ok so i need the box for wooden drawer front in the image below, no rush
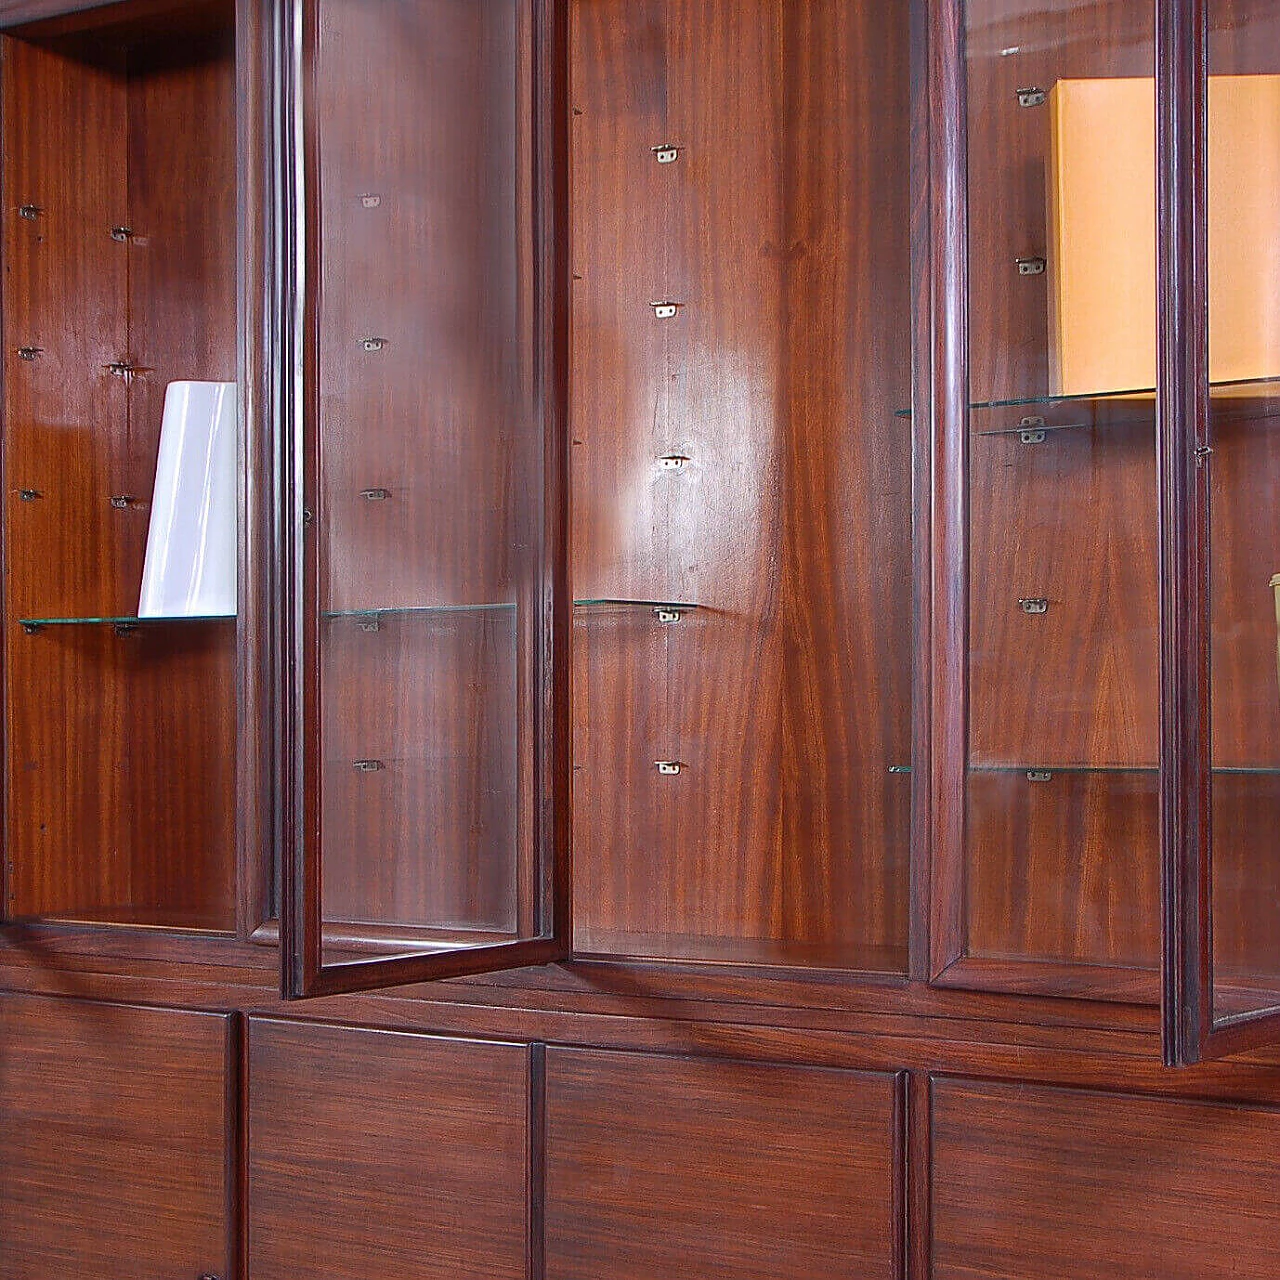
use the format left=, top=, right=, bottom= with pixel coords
left=546, top=1047, right=901, bottom=1280
left=0, top=993, right=231, bottom=1280
left=247, top=1018, right=529, bottom=1280
left=932, top=1078, right=1280, bottom=1279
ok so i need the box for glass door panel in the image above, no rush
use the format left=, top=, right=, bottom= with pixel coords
left=1205, top=0, right=1280, bottom=1038
left=282, top=0, right=567, bottom=996
left=938, top=0, right=1160, bottom=996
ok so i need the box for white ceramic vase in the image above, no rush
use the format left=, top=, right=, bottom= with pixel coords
left=138, top=380, right=238, bottom=619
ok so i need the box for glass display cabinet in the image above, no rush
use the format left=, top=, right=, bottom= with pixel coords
left=0, top=0, right=1276, bottom=1071
left=924, top=0, right=1280, bottom=1062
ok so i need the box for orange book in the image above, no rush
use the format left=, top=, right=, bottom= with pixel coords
left=1048, top=75, right=1280, bottom=396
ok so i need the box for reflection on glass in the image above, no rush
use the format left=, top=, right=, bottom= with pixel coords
left=964, top=1, right=1159, bottom=979
left=1208, top=1, right=1280, bottom=1020
left=311, top=0, right=534, bottom=958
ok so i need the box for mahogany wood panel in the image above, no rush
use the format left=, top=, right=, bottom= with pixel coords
left=2, top=12, right=237, bottom=929
left=951, top=1, right=1157, bottom=997
left=8, top=625, right=236, bottom=928
left=545, top=1046, right=900, bottom=1280
left=1212, top=769, right=1280, bottom=990
left=126, top=17, right=237, bottom=586
left=966, top=0, right=1154, bottom=407
left=310, top=0, right=535, bottom=938
left=967, top=767, right=1160, bottom=969
left=931, top=1077, right=1280, bottom=1279
left=1201, top=0, right=1280, bottom=1031
left=570, top=0, right=912, bottom=969
left=1208, top=411, right=1280, bottom=767
left=0, top=992, right=231, bottom=1279
left=247, top=1017, right=529, bottom=1280
left=969, top=419, right=1159, bottom=769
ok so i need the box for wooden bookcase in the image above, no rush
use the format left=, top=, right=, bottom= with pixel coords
left=4, top=0, right=1280, bottom=1273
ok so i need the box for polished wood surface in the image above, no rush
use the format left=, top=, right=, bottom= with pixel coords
left=1, top=7, right=237, bottom=929
left=570, top=0, right=913, bottom=970
left=545, top=1047, right=901, bottom=1280
left=966, top=0, right=1154, bottom=408
left=969, top=420, right=1159, bottom=770
left=967, top=768, right=1160, bottom=970
left=0, top=992, right=231, bottom=1279
left=932, top=1076, right=1280, bottom=1279
left=248, top=1017, right=529, bottom=1280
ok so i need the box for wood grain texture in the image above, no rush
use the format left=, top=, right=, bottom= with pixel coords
left=0, top=992, right=231, bottom=1279
left=967, top=768, right=1160, bottom=970
left=2, top=10, right=237, bottom=929
left=948, top=0, right=1280, bottom=1002
left=545, top=1046, right=900, bottom=1280
left=966, top=0, right=1154, bottom=408
left=948, top=0, right=1159, bottom=995
left=570, top=0, right=913, bottom=969
left=247, top=1017, right=529, bottom=1280
left=931, top=1077, right=1280, bottom=1279
left=969, top=419, right=1159, bottom=769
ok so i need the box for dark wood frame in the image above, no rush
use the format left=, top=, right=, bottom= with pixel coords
left=272, top=0, right=572, bottom=999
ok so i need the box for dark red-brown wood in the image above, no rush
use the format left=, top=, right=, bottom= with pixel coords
left=0, top=992, right=232, bottom=1278
left=545, top=1046, right=901, bottom=1280
left=932, top=1076, right=1280, bottom=1278
left=247, top=1017, right=530, bottom=1280
left=569, top=0, right=913, bottom=973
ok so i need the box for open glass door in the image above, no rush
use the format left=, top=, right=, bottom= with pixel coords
left=275, top=0, right=569, bottom=998
left=1162, top=0, right=1280, bottom=1062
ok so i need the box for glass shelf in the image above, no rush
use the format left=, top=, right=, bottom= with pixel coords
left=323, top=598, right=701, bottom=620
left=323, top=603, right=515, bottom=619
left=19, top=614, right=233, bottom=634
left=894, top=374, right=1280, bottom=418
left=574, top=597, right=700, bottom=613
left=22, top=600, right=704, bottom=633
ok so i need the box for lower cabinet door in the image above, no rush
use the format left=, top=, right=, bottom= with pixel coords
left=247, top=1018, right=530, bottom=1280
left=545, top=1047, right=902, bottom=1280
left=0, top=992, right=232, bottom=1280
left=931, top=1078, right=1280, bottom=1280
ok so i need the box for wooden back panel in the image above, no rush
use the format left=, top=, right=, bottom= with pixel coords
left=960, top=0, right=1280, bottom=983
left=570, top=0, right=913, bottom=969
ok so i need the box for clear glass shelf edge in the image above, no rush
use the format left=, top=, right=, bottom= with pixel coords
left=893, top=374, right=1280, bottom=418
left=19, top=614, right=234, bottom=632
left=323, top=598, right=702, bottom=619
